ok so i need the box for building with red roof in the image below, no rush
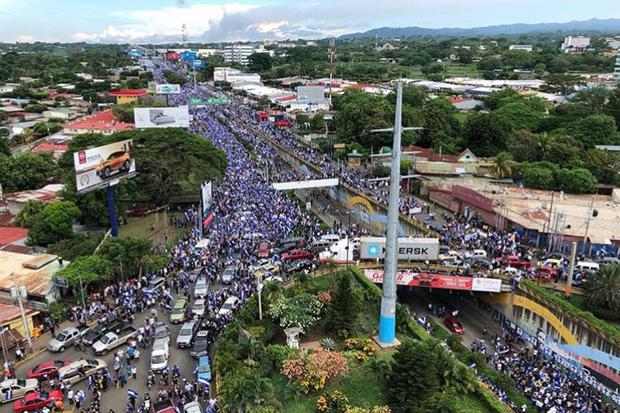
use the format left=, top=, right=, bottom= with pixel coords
left=31, top=142, right=69, bottom=159
left=109, top=89, right=149, bottom=104
left=0, top=227, right=28, bottom=245
left=64, top=109, right=134, bottom=135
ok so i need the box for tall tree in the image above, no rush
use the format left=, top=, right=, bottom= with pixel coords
left=327, top=272, right=359, bottom=335
left=27, top=200, right=81, bottom=246
left=491, top=152, right=513, bottom=178
left=462, top=112, right=511, bottom=157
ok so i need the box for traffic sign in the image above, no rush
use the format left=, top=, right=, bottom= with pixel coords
left=189, top=98, right=204, bottom=106
left=52, top=275, right=69, bottom=288
left=207, top=98, right=230, bottom=104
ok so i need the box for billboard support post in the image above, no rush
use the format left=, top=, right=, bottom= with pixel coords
left=107, top=185, right=118, bottom=237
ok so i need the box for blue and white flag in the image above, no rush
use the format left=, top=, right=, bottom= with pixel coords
left=128, top=389, right=139, bottom=399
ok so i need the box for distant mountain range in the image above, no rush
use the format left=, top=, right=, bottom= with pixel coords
left=340, top=18, right=620, bottom=39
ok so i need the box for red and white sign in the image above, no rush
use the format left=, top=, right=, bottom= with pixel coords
left=364, top=269, right=503, bottom=293
left=365, top=269, right=473, bottom=291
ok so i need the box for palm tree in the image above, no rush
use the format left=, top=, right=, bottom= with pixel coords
left=583, top=263, right=620, bottom=317
left=536, top=132, right=553, bottom=160
left=491, top=152, right=512, bottom=179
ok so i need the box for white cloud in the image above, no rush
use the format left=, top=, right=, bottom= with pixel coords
left=16, top=34, right=34, bottom=43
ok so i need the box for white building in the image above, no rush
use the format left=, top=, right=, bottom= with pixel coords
left=509, top=45, right=533, bottom=52
left=560, top=36, right=591, bottom=54
left=197, top=49, right=219, bottom=57
left=221, top=44, right=256, bottom=65
left=615, top=54, right=620, bottom=83
left=213, top=67, right=261, bottom=84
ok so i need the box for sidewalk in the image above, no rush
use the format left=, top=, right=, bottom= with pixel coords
left=4, top=319, right=76, bottom=368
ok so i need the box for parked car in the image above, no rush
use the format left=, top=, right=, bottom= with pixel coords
left=281, top=249, right=314, bottom=262
left=190, top=330, right=209, bottom=358
left=153, top=322, right=171, bottom=346
left=195, top=356, right=212, bottom=384
left=0, top=379, right=38, bottom=403
left=194, top=278, right=208, bottom=299
left=535, top=266, right=558, bottom=282
left=13, top=390, right=63, bottom=413
left=92, top=327, right=138, bottom=355
left=497, top=255, right=531, bottom=270
left=27, top=360, right=72, bottom=380
left=218, top=296, right=240, bottom=316
left=150, top=398, right=176, bottom=413
left=150, top=341, right=169, bottom=373
left=465, top=249, right=487, bottom=259
left=183, top=401, right=203, bottom=413
left=81, top=318, right=125, bottom=347
left=57, top=358, right=107, bottom=385
left=47, top=326, right=90, bottom=352
left=221, top=267, right=236, bottom=284
left=444, top=316, right=465, bottom=335
left=284, top=259, right=313, bottom=273
left=169, top=297, right=188, bottom=324
left=144, top=277, right=166, bottom=294
left=95, top=150, right=131, bottom=179
left=176, top=321, right=198, bottom=348
left=256, top=243, right=272, bottom=258
left=190, top=299, right=207, bottom=318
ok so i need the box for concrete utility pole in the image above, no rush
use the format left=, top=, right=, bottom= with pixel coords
left=582, top=198, right=595, bottom=255
left=565, top=241, right=577, bottom=297
left=371, top=82, right=423, bottom=345
left=10, top=272, right=34, bottom=353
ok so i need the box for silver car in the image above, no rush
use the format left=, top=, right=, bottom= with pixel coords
left=194, top=278, right=208, bottom=298
left=0, top=379, right=38, bottom=403
left=176, top=321, right=197, bottom=348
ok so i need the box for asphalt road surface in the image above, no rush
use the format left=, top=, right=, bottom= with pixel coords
left=401, top=287, right=502, bottom=349
left=0, top=300, right=205, bottom=413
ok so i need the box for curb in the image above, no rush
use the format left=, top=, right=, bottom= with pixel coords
left=14, top=348, right=46, bottom=367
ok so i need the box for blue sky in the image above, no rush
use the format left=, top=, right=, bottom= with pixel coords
left=1, top=0, right=620, bottom=43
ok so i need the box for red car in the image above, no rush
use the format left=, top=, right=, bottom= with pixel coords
left=281, top=249, right=314, bottom=262
left=256, top=243, right=272, bottom=258
left=497, top=255, right=531, bottom=270
left=444, top=316, right=465, bottom=335
left=14, top=390, right=63, bottom=413
left=535, top=266, right=558, bottom=283
left=275, top=119, right=292, bottom=127
left=27, top=360, right=72, bottom=380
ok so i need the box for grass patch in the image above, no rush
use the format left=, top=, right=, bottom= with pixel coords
left=522, top=280, right=620, bottom=342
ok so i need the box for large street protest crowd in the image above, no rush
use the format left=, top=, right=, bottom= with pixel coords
left=5, top=63, right=614, bottom=413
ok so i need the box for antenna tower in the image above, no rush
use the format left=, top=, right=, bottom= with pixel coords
left=328, top=39, right=336, bottom=104
left=177, top=0, right=188, bottom=47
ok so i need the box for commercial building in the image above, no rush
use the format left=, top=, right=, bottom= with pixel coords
left=615, top=53, right=620, bottom=83
left=64, top=109, right=134, bottom=135
left=509, top=45, right=534, bottom=52
left=560, top=36, right=591, bottom=54
left=43, top=107, right=81, bottom=120
left=213, top=67, right=261, bottom=84
left=109, top=89, right=149, bottom=104
left=221, top=44, right=256, bottom=65
left=0, top=250, right=64, bottom=303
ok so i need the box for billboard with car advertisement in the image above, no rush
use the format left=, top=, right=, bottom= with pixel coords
left=133, top=107, right=190, bottom=129
left=155, top=84, right=181, bottom=94
left=73, top=139, right=136, bottom=194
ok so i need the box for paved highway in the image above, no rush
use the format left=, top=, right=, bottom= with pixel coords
left=0, top=288, right=211, bottom=413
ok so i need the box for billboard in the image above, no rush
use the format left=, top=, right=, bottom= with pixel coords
left=192, top=59, right=205, bottom=69
left=201, top=181, right=212, bottom=216
left=359, top=237, right=439, bottom=261
left=73, top=139, right=136, bottom=194
left=134, top=107, right=190, bottom=129
left=365, top=269, right=472, bottom=290
left=364, top=269, right=503, bottom=293
left=155, top=84, right=181, bottom=94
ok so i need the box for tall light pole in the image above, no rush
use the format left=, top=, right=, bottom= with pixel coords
left=372, top=82, right=422, bottom=345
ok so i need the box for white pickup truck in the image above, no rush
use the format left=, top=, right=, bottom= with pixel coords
left=92, top=326, right=138, bottom=355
